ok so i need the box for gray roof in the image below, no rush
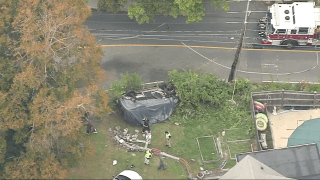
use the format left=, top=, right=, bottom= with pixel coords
left=236, top=143, right=320, bottom=179
left=220, top=155, right=294, bottom=179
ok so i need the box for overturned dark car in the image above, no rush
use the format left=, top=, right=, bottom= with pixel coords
left=119, top=83, right=179, bottom=126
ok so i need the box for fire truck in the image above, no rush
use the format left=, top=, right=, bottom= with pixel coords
left=258, top=2, right=320, bottom=48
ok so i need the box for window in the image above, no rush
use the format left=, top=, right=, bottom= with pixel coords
left=298, top=27, right=309, bottom=34
left=277, top=29, right=286, bottom=34
left=292, top=6, right=295, bottom=24
left=290, top=29, right=297, bottom=34
left=268, top=24, right=275, bottom=34
left=292, top=6, right=295, bottom=15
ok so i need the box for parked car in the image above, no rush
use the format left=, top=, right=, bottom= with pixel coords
left=113, top=170, right=143, bottom=180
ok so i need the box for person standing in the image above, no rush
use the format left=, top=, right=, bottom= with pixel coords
left=142, top=117, right=151, bottom=134
left=158, top=155, right=166, bottom=170
left=164, top=131, right=171, bottom=147
left=144, top=150, right=152, bottom=165
left=146, top=132, right=152, bottom=145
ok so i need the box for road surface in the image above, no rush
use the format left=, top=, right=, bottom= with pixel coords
left=84, top=1, right=320, bottom=87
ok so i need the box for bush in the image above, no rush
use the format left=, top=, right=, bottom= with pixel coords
left=167, top=70, right=232, bottom=121
left=108, top=72, right=142, bottom=108
left=97, top=0, right=128, bottom=13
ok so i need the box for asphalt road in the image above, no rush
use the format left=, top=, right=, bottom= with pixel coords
left=85, top=1, right=268, bottom=47
left=100, top=46, right=319, bottom=88
left=85, top=1, right=320, bottom=87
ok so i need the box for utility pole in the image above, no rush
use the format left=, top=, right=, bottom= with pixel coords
left=228, top=30, right=244, bottom=82
left=228, top=0, right=250, bottom=82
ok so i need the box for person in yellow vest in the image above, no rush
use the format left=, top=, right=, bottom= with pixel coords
left=144, top=150, right=152, bottom=165
left=164, top=131, right=171, bottom=147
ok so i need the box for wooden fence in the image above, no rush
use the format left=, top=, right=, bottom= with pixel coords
left=250, top=90, right=320, bottom=150
left=250, top=92, right=262, bottom=150
left=252, top=90, right=320, bottom=110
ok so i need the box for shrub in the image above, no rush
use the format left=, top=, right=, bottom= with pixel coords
left=108, top=72, right=142, bottom=108
left=97, top=0, right=128, bottom=13
left=167, top=70, right=232, bottom=120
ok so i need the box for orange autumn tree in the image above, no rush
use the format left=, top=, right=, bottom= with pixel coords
left=0, top=0, right=111, bottom=178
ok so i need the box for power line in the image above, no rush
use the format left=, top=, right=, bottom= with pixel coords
left=181, top=42, right=320, bottom=76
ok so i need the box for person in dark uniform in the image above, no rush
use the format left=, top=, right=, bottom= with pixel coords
left=158, top=155, right=166, bottom=170
left=142, top=117, right=151, bottom=134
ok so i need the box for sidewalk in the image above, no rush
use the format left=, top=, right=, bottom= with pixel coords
left=87, top=0, right=98, bottom=9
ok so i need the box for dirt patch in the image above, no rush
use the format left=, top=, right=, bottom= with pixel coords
left=268, top=109, right=320, bottom=148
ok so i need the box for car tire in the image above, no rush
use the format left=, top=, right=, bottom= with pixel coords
left=281, top=40, right=298, bottom=49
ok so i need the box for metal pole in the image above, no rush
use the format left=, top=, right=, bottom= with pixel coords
left=281, top=89, right=284, bottom=109
left=228, top=30, right=245, bottom=82
left=228, top=0, right=251, bottom=82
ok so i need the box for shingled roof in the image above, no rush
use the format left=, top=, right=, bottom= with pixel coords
left=235, top=143, right=320, bottom=179
left=220, top=155, right=294, bottom=179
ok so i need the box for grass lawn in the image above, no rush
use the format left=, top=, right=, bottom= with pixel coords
left=197, top=137, right=220, bottom=162
left=68, top=112, right=187, bottom=179
left=225, top=128, right=250, bottom=142
left=227, top=141, right=253, bottom=159
left=68, top=103, right=255, bottom=178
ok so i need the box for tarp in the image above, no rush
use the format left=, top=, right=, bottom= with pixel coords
left=287, top=118, right=320, bottom=151
left=119, top=97, right=177, bottom=126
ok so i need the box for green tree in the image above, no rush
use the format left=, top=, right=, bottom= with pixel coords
left=128, top=0, right=178, bottom=24
left=108, top=72, right=143, bottom=108
left=168, top=69, right=232, bottom=119
left=174, top=0, right=205, bottom=23
left=99, top=0, right=230, bottom=24
left=98, top=0, right=128, bottom=13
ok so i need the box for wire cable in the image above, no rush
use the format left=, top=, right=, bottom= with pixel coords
left=181, top=41, right=319, bottom=76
